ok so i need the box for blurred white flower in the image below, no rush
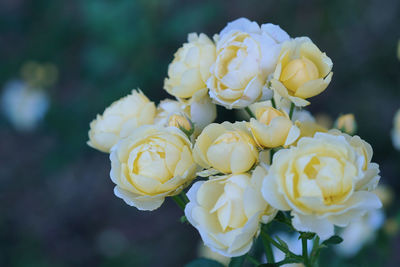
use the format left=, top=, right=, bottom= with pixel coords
left=335, top=184, right=391, bottom=257
left=335, top=209, right=384, bottom=257
left=1, top=80, right=49, bottom=132
left=391, top=109, right=400, bottom=150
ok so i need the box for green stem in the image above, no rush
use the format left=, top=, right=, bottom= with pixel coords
left=171, top=195, right=185, bottom=210
left=269, top=149, right=275, bottom=165
left=260, top=227, right=302, bottom=261
left=310, top=236, right=320, bottom=266
left=271, top=98, right=277, bottom=108
left=180, top=191, right=189, bottom=204
left=302, top=237, right=310, bottom=267
left=245, top=107, right=255, bottom=118
left=289, top=103, right=295, bottom=120
left=261, top=233, right=275, bottom=264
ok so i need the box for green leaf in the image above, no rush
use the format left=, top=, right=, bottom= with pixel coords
left=185, top=258, right=225, bottom=267
left=322, top=235, right=343, bottom=245
left=299, top=232, right=316, bottom=240
left=229, top=255, right=246, bottom=267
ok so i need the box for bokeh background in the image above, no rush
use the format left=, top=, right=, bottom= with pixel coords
left=1, top=0, right=399, bottom=266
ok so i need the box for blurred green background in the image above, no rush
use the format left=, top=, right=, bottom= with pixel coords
left=0, top=0, right=399, bottom=266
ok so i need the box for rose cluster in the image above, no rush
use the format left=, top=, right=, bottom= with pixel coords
left=88, top=18, right=381, bottom=259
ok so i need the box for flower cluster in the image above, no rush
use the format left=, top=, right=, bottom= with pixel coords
left=88, top=18, right=382, bottom=262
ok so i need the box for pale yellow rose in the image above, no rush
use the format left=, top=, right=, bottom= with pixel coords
left=185, top=167, right=277, bottom=257
left=110, top=125, right=197, bottom=211
left=154, top=89, right=217, bottom=136
left=193, top=121, right=258, bottom=174
left=208, top=18, right=290, bottom=109
left=88, top=90, right=156, bottom=153
left=271, top=37, right=333, bottom=107
left=391, top=109, right=400, bottom=150
left=154, top=99, right=189, bottom=126
left=248, top=103, right=300, bottom=148
left=164, top=33, right=216, bottom=99
left=335, top=113, right=357, bottom=135
left=168, top=114, right=192, bottom=132
left=262, top=131, right=381, bottom=239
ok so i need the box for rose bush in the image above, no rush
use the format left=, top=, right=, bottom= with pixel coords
left=248, top=101, right=299, bottom=148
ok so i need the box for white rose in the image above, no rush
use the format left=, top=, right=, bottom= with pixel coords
left=185, top=167, right=277, bottom=257
left=164, top=33, right=216, bottom=99
left=207, top=18, right=290, bottom=109
left=110, top=125, right=197, bottom=211
left=1, top=80, right=49, bottom=132
left=88, top=90, right=156, bottom=153
left=193, top=121, right=258, bottom=174
left=262, top=131, right=381, bottom=240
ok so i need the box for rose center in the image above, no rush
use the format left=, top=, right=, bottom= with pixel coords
left=281, top=57, right=319, bottom=93
left=256, top=107, right=284, bottom=125
left=133, top=142, right=172, bottom=183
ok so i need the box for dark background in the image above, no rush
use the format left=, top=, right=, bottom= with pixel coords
left=0, top=0, right=399, bottom=266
